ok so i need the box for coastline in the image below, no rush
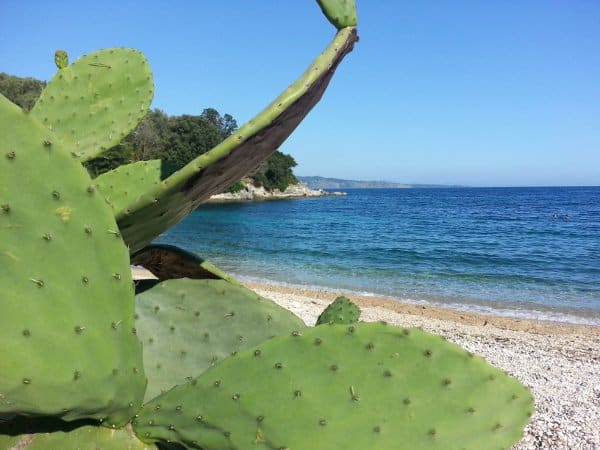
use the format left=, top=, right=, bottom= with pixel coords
left=207, top=180, right=346, bottom=202
left=243, top=281, right=598, bottom=335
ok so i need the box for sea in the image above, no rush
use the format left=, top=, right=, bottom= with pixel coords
left=156, top=186, right=600, bottom=326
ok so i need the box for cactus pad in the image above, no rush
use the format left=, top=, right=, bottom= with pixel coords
left=131, top=243, right=241, bottom=284
left=54, top=50, right=68, bottom=69
left=135, top=278, right=305, bottom=402
left=133, top=322, right=533, bottom=449
left=30, top=48, right=153, bottom=162
left=95, top=27, right=358, bottom=253
left=317, top=0, right=358, bottom=29
left=0, top=95, right=145, bottom=426
left=2, top=427, right=153, bottom=450
left=316, top=295, right=361, bottom=325
left=92, top=159, right=163, bottom=215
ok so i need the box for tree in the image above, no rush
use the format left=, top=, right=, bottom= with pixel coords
left=201, top=108, right=238, bottom=138
left=0, top=72, right=45, bottom=111
left=251, top=151, right=299, bottom=191
left=221, top=113, right=238, bottom=137
left=83, top=143, right=135, bottom=178
left=162, top=114, right=224, bottom=172
left=127, top=109, right=169, bottom=161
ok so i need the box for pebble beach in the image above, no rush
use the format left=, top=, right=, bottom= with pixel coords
left=244, top=282, right=600, bottom=450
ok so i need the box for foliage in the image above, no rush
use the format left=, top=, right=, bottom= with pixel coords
left=127, top=109, right=169, bottom=161
left=0, top=72, right=45, bottom=111
left=84, top=142, right=135, bottom=178
left=225, top=179, right=246, bottom=193
left=161, top=114, right=224, bottom=174
left=201, top=107, right=238, bottom=138
left=251, top=150, right=299, bottom=191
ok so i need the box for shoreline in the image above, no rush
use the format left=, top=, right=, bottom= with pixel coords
left=207, top=180, right=346, bottom=202
left=133, top=266, right=598, bottom=332
left=243, top=281, right=599, bottom=336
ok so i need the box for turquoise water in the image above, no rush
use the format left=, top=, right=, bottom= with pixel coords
left=157, top=187, right=600, bottom=325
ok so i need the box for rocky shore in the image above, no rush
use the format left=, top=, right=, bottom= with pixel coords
left=208, top=180, right=346, bottom=202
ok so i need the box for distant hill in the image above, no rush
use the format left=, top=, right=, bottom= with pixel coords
left=299, top=176, right=461, bottom=189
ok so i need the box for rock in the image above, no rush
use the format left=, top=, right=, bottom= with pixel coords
left=208, top=179, right=346, bottom=202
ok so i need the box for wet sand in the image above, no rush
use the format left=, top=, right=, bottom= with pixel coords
left=243, top=282, right=598, bottom=336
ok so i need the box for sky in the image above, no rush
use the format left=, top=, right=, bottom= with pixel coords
left=1, top=1, right=599, bottom=187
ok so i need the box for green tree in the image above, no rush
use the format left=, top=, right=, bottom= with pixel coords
left=83, top=143, right=135, bottom=178
left=225, top=180, right=246, bottom=193
left=201, top=108, right=238, bottom=138
left=162, top=114, right=224, bottom=172
left=0, top=72, right=45, bottom=111
left=127, top=109, right=169, bottom=161
left=251, top=151, right=299, bottom=191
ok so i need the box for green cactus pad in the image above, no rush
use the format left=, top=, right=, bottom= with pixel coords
left=54, top=50, right=68, bottom=69
left=0, top=433, right=20, bottom=449
left=316, top=295, right=361, bottom=325
left=317, top=0, right=358, bottom=29
left=92, top=159, right=163, bottom=213
left=0, top=94, right=146, bottom=426
left=135, top=278, right=305, bottom=402
left=131, top=243, right=241, bottom=284
left=0, top=423, right=154, bottom=450
left=95, top=27, right=358, bottom=253
left=30, top=48, right=153, bottom=162
left=133, top=322, right=533, bottom=450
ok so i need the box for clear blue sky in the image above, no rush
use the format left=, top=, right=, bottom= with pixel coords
left=1, top=1, right=599, bottom=186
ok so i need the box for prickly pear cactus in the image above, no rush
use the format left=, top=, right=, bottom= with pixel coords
left=133, top=322, right=534, bottom=449
left=95, top=26, right=358, bottom=253
left=54, top=50, right=68, bottom=69
left=135, top=278, right=305, bottom=402
left=316, top=295, right=361, bottom=325
left=317, top=0, right=358, bottom=29
left=30, top=48, right=153, bottom=162
left=0, top=420, right=154, bottom=450
left=90, top=158, right=162, bottom=215
left=0, top=94, right=146, bottom=426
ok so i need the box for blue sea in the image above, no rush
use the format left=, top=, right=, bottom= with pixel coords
left=157, top=187, right=600, bottom=326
